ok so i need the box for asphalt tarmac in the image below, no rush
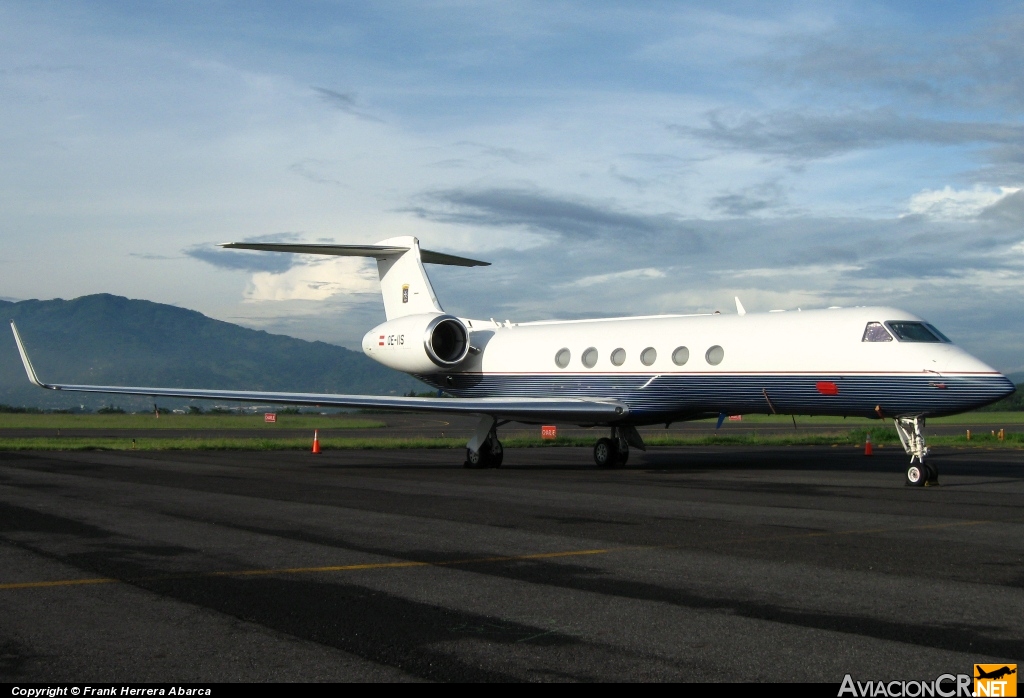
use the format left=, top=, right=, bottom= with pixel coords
left=0, top=445, right=1021, bottom=682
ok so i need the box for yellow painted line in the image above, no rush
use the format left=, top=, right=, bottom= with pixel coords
left=0, top=547, right=615, bottom=592
left=1, top=517, right=1008, bottom=592
left=213, top=560, right=430, bottom=577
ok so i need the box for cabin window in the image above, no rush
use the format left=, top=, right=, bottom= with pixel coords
left=611, top=348, right=626, bottom=366
left=885, top=321, right=943, bottom=342
left=641, top=347, right=657, bottom=366
left=862, top=322, right=893, bottom=342
left=555, top=348, right=571, bottom=368
left=706, top=345, right=724, bottom=365
left=582, top=347, right=598, bottom=368
left=672, top=346, right=689, bottom=366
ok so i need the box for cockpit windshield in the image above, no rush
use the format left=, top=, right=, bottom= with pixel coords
left=862, top=322, right=893, bottom=342
left=885, top=321, right=946, bottom=343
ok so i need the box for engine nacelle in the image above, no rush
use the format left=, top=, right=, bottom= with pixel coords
left=362, top=313, right=470, bottom=373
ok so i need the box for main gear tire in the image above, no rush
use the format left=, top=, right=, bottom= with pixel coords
left=594, top=438, right=614, bottom=468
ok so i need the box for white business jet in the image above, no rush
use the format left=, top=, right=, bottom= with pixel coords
left=10, top=236, right=1015, bottom=485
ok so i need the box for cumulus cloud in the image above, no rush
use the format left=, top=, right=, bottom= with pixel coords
left=245, top=257, right=379, bottom=302
left=903, top=186, right=1022, bottom=220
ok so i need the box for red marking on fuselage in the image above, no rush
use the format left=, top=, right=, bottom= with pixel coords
left=816, top=381, right=839, bottom=395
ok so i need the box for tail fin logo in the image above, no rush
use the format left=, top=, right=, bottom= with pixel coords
left=975, top=665, right=1017, bottom=696
left=402, top=284, right=409, bottom=304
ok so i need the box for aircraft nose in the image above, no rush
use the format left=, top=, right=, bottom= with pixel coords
left=997, top=375, right=1017, bottom=400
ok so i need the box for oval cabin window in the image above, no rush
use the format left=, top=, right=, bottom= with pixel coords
left=705, top=345, right=724, bottom=365
left=641, top=347, right=657, bottom=366
left=582, top=347, right=598, bottom=368
left=610, top=348, right=626, bottom=366
left=672, top=346, right=689, bottom=366
left=555, top=348, right=571, bottom=368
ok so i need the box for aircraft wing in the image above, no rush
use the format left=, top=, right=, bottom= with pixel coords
left=10, top=323, right=625, bottom=423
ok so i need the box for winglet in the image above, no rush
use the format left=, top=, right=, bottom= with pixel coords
left=735, top=297, right=746, bottom=316
left=9, top=322, right=48, bottom=389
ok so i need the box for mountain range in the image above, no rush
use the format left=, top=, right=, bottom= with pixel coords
left=0, top=294, right=426, bottom=411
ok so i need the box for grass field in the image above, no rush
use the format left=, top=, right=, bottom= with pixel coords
left=0, top=411, right=1019, bottom=451
left=0, top=413, right=385, bottom=429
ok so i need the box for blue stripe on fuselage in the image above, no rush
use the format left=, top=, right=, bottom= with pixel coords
left=414, top=373, right=1014, bottom=422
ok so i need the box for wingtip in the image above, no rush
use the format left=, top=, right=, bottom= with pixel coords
left=735, top=296, right=747, bottom=316
left=9, top=322, right=46, bottom=389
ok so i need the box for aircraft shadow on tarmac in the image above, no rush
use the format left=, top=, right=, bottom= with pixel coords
left=309, top=447, right=1024, bottom=482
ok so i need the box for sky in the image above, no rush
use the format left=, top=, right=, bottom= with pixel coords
left=2, top=1, right=1023, bottom=373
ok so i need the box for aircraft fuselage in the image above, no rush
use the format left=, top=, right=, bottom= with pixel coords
left=364, top=306, right=1011, bottom=424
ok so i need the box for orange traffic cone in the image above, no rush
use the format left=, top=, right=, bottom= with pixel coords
left=864, top=433, right=873, bottom=456
left=311, top=429, right=321, bottom=455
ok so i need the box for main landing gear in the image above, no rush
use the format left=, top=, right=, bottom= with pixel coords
left=593, top=426, right=645, bottom=468
left=895, top=416, right=938, bottom=486
left=464, top=415, right=504, bottom=468
left=464, top=419, right=646, bottom=470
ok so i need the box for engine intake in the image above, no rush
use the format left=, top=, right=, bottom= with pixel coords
left=424, top=315, right=470, bottom=366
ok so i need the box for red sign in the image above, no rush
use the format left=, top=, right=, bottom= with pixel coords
left=541, top=425, right=557, bottom=439
left=816, top=381, right=839, bottom=396
left=264, top=413, right=277, bottom=423
left=728, top=415, right=742, bottom=421
left=379, top=335, right=385, bottom=346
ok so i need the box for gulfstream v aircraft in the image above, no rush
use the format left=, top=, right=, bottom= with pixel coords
left=10, top=236, right=1015, bottom=485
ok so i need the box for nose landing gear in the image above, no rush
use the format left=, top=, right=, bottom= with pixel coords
left=895, top=416, right=938, bottom=486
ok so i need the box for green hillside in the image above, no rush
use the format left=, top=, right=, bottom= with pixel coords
left=0, top=294, right=426, bottom=410
left=978, top=382, right=1023, bottom=411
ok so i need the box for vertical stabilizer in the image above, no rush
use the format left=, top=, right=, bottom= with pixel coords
left=374, top=236, right=443, bottom=320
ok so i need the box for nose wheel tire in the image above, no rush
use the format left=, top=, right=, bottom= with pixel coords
left=906, top=462, right=939, bottom=487
left=906, top=464, right=926, bottom=486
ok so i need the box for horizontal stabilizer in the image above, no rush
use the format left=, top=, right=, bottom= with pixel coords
left=219, top=243, right=490, bottom=267
left=9, top=322, right=625, bottom=423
